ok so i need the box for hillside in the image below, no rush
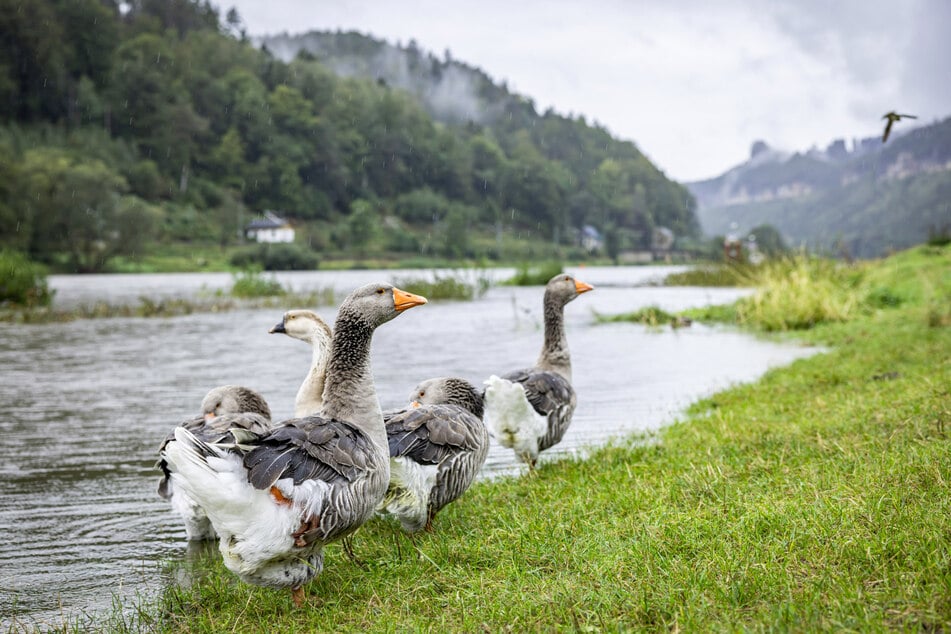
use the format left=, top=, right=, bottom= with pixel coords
left=688, top=118, right=951, bottom=258
left=0, top=3, right=698, bottom=273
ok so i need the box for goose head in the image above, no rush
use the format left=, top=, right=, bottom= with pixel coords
left=544, top=273, right=594, bottom=308
left=200, top=385, right=271, bottom=421
left=410, top=377, right=485, bottom=419
left=269, top=309, right=333, bottom=347
left=338, top=283, right=427, bottom=328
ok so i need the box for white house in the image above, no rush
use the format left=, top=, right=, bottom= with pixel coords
left=246, top=211, right=295, bottom=243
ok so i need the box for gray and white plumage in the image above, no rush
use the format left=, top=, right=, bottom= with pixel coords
left=483, top=273, right=593, bottom=467
left=157, top=385, right=272, bottom=540
left=161, top=283, right=427, bottom=605
left=381, top=377, right=489, bottom=533
left=268, top=309, right=333, bottom=417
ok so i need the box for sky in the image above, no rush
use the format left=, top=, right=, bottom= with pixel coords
left=217, top=0, right=951, bottom=182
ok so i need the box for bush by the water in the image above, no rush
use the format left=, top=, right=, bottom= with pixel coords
left=394, top=271, right=491, bottom=301
left=505, top=261, right=564, bottom=286
left=0, top=250, right=53, bottom=307
left=596, top=305, right=680, bottom=328
left=230, top=244, right=319, bottom=271
left=664, top=264, right=756, bottom=287
left=230, top=270, right=285, bottom=298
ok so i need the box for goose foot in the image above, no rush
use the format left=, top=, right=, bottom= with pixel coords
left=291, top=585, right=304, bottom=607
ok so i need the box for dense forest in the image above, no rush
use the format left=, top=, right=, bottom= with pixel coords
left=0, top=0, right=699, bottom=273
left=689, top=118, right=951, bottom=258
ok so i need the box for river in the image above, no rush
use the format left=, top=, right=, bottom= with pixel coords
left=0, top=266, right=819, bottom=628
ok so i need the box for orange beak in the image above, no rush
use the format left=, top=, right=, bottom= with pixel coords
left=204, top=412, right=216, bottom=422
left=411, top=401, right=421, bottom=408
left=575, top=279, right=594, bottom=294
left=392, top=287, right=428, bottom=312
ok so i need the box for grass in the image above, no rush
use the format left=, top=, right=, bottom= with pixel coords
left=663, top=262, right=758, bottom=287
left=393, top=271, right=492, bottom=301
left=23, top=244, right=949, bottom=631
left=229, top=270, right=286, bottom=298
left=504, top=261, right=564, bottom=286
left=594, top=305, right=692, bottom=329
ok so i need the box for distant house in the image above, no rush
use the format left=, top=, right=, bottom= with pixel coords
left=580, top=225, right=603, bottom=252
left=246, top=211, right=294, bottom=243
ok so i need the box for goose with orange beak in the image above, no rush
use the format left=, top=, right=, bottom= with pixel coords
left=483, top=274, right=593, bottom=470
left=162, top=284, right=426, bottom=606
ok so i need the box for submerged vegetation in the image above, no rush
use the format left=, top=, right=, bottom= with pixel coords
left=229, top=269, right=286, bottom=298
left=504, top=261, right=564, bottom=286
left=0, top=250, right=53, bottom=307
left=393, top=271, right=492, bottom=300
left=49, top=243, right=942, bottom=631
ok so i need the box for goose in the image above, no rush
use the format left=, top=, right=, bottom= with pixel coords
left=483, top=273, right=593, bottom=469
left=381, top=377, right=489, bottom=533
left=268, top=309, right=333, bottom=417
left=161, top=283, right=427, bottom=606
left=157, top=385, right=272, bottom=540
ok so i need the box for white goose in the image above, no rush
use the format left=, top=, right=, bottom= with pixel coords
left=268, top=309, right=333, bottom=417
left=161, top=283, right=427, bottom=606
left=483, top=273, right=593, bottom=468
left=157, top=385, right=272, bottom=540
left=382, top=377, right=489, bottom=533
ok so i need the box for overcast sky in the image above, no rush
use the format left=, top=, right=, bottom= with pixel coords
left=217, top=0, right=951, bottom=182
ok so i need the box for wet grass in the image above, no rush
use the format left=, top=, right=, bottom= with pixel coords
left=17, top=245, right=949, bottom=631
left=504, top=261, right=564, bottom=286
left=392, top=271, right=493, bottom=301
left=594, top=305, right=692, bottom=329
left=0, top=288, right=338, bottom=324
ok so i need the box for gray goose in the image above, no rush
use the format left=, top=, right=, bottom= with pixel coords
left=157, top=385, right=272, bottom=540
left=382, top=377, right=489, bottom=533
left=268, top=309, right=333, bottom=417
left=161, top=283, right=427, bottom=606
left=483, top=273, right=593, bottom=468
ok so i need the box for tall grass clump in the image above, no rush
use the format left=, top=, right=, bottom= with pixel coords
left=0, top=250, right=53, bottom=307
left=734, top=253, right=862, bottom=330
left=505, top=261, right=563, bottom=286
left=394, top=271, right=491, bottom=300
left=230, top=269, right=285, bottom=298
left=664, top=263, right=757, bottom=287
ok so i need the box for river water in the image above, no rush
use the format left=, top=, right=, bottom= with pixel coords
left=0, top=266, right=819, bottom=628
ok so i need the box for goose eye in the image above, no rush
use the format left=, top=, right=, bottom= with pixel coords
left=419, top=391, right=425, bottom=398
left=376, top=288, right=385, bottom=295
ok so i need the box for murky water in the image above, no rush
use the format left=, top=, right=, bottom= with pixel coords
left=0, top=267, right=818, bottom=628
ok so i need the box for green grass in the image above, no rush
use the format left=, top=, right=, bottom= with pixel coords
left=58, top=244, right=951, bottom=631
left=663, top=263, right=758, bottom=287
left=504, top=261, right=564, bottom=286
left=393, top=271, right=492, bottom=301
left=594, top=305, right=692, bottom=329
left=229, top=270, right=286, bottom=298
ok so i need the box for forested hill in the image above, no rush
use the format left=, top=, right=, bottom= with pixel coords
left=0, top=2, right=698, bottom=273
left=687, top=117, right=951, bottom=258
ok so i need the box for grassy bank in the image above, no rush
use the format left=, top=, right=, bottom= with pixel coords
left=72, top=247, right=951, bottom=631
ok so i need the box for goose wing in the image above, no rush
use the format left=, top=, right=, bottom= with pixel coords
left=241, top=415, right=376, bottom=490
left=385, top=405, right=482, bottom=465
left=501, top=368, right=575, bottom=417
left=157, top=412, right=272, bottom=498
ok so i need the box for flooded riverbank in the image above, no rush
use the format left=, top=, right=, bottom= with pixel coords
left=0, top=267, right=818, bottom=628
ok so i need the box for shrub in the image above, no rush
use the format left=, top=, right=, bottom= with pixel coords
left=735, top=254, right=861, bottom=331
left=505, top=261, right=563, bottom=286
left=230, top=270, right=285, bottom=298
left=230, top=243, right=319, bottom=271
left=0, top=250, right=53, bottom=307
left=394, top=271, right=491, bottom=300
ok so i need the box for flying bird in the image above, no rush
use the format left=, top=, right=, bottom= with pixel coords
left=881, top=111, right=917, bottom=143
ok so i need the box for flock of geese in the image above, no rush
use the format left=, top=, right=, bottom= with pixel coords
left=158, top=274, right=593, bottom=605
